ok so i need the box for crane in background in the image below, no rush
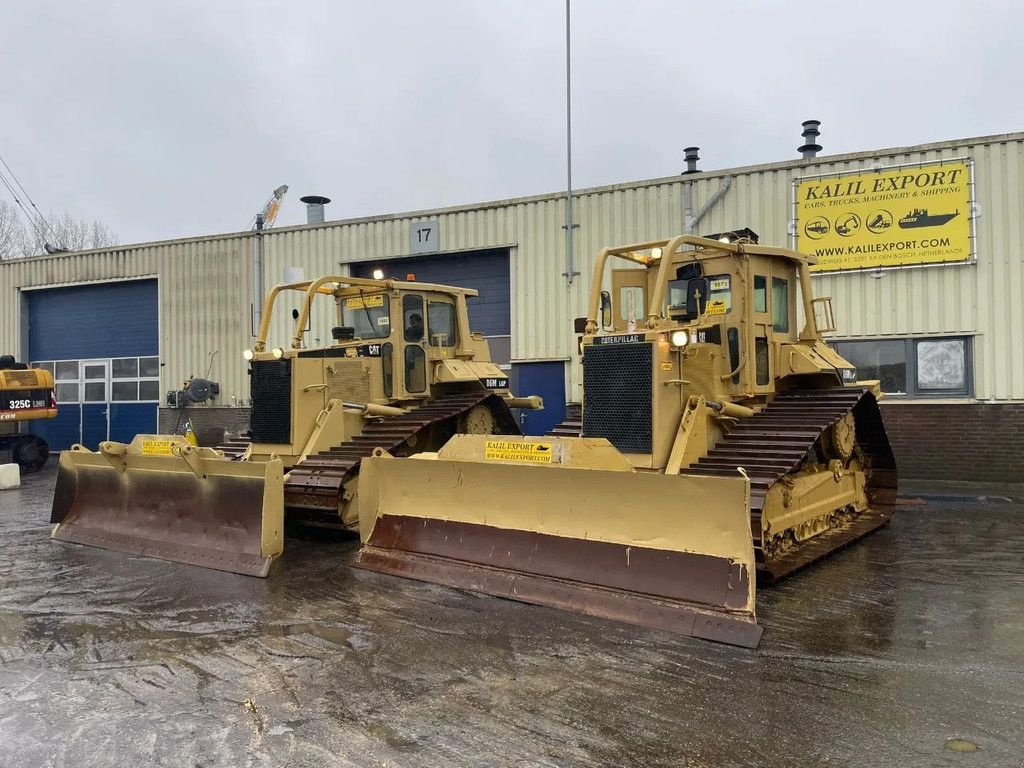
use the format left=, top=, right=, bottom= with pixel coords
left=249, top=185, right=289, bottom=230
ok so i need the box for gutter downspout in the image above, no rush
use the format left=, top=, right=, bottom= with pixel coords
left=683, top=175, right=733, bottom=234
left=562, top=0, right=579, bottom=285
left=252, top=215, right=264, bottom=337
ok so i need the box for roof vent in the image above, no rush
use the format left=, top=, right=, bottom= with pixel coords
left=299, top=195, right=331, bottom=225
left=798, top=120, right=822, bottom=159
left=682, top=146, right=701, bottom=174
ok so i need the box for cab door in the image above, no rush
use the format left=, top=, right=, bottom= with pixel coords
left=749, top=257, right=775, bottom=395
left=400, top=294, right=428, bottom=398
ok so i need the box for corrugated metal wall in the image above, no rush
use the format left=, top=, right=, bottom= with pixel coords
left=0, top=234, right=252, bottom=402
left=3, top=132, right=1021, bottom=405
left=261, top=133, right=1022, bottom=401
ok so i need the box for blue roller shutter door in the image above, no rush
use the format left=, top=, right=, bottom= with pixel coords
left=27, top=279, right=159, bottom=450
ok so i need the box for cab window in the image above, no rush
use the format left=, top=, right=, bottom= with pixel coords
left=341, top=292, right=390, bottom=339
left=403, top=295, right=424, bottom=342
left=619, top=286, right=644, bottom=322
left=667, top=282, right=688, bottom=310
left=381, top=343, right=394, bottom=397
left=772, top=278, right=790, bottom=332
left=405, top=346, right=426, bottom=391
left=668, top=275, right=731, bottom=318
left=707, top=276, right=732, bottom=311
left=427, top=301, right=457, bottom=346
left=754, top=276, right=767, bottom=313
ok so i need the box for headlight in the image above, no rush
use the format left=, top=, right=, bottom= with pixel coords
left=272, top=348, right=284, bottom=359
left=670, top=330, right=689, bottom=347
left=841, top=368, right=857, bottom=382
left=242, top=349, right=255, bottom=361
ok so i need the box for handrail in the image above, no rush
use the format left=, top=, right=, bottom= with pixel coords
left=721, top=351, right=747, bottom=383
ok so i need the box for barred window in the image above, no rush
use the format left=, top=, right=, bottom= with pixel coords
left=28, top=357, right=160, bottom=403
left=832, top=337, right=971, bottom=397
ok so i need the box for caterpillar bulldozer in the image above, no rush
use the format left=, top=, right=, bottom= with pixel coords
left=0, top=355, right=57, bottom=472
left=50, top=275, right=539, bottom=576
left=355, top=235, right=897, bottom=648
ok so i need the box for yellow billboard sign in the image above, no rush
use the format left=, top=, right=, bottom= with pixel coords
left=796, top=161, right=972, bottom=272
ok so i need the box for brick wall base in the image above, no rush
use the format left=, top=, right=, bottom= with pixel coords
left=879, top=402, right=1024, bottom=486
left=158, top=406, right=251, bottom=447
left=157, top=402, right=1023, bottom=488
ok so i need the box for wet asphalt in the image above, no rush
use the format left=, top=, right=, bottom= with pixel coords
left=0, top=467, right=1022, bottom=768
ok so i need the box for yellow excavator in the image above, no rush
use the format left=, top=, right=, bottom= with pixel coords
left=0, top=356, right=57, bottom=472
left=354, top=235, right=897, bottom=648
left=49, top=276, right=540, bottom=576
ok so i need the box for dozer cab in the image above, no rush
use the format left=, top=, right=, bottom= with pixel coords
left=355, top=235, right=897, bottom=648
left=51, top=275, right=540, bottom=576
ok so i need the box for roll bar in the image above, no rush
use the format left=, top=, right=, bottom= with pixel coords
left=584, top=235, right=820, bottom=340
left=253, top=276, right=479, bottom=351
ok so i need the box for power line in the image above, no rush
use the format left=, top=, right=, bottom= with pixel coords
left=0, top=167, right=50, bottom=245
left=0, top=152, right=58, bottom=243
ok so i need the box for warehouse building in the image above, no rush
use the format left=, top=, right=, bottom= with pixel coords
left=1, top=130, right=1021, bottom=487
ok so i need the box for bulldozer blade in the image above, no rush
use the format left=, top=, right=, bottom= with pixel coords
left=50, top=435, right=284, bottom=577
left=354, top=436, right=763, bottom=648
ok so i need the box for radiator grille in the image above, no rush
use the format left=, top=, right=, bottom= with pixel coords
left=327, top=359, right=372, bottom=404
left=582, top=342, right=652, bottom=454
left=249, top=360, right=291, bottom=444
left=1, top=371, right=41, bottom=387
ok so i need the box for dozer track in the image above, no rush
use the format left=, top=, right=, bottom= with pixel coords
left=681, top=387, right=897, bottom=583
left=216, top=437, right=252, bottom=460
left=284, top=392, right=518, bottom=528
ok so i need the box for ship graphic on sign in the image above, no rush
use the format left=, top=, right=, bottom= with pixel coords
left=898, top=208, right=959, bottom=229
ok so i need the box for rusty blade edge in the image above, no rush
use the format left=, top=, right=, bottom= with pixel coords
left=354, top=547, right=763, bottom=649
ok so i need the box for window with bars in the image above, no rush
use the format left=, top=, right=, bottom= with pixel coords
left=830, top=337, right=971, bottom=397
left=30, top=357, right=160, bottom=403
left=112, top=356, right=161, bottom=402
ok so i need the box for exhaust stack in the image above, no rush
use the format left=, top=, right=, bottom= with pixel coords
left=798, top=120, right=822, bottom=159
left=682, top=146, right=701, bottom=174
left=300, top=195, right=331, bottom=225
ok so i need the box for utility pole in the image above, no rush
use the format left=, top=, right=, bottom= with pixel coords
left=562, top=0, right=579, bottom=284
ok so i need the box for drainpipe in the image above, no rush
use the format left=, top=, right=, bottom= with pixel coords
left=683, top=175, right=732, bottom=234
left=680, top=146, right=732, bottom=234
left=252, top=214, right=264, bottom=336
left=561, top=0, right=579, bottom=284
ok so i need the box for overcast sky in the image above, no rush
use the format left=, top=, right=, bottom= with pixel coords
left=1, top=1, right=1019, bottom=245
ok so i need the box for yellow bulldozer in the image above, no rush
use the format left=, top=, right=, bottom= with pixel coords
left=0, top=355, right=57, bottom=472
left=50, top=275, right=540, bottom=576
left=355, top=235, right=897, bottom=648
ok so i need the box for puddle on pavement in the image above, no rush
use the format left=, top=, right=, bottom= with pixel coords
left=265, top=622, right=352, bottom=646
left=366, top=721, right=421, bottom=752
left=0, top=608, right=353, bottom=660
left=944, top=738, right=980, bottom=753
